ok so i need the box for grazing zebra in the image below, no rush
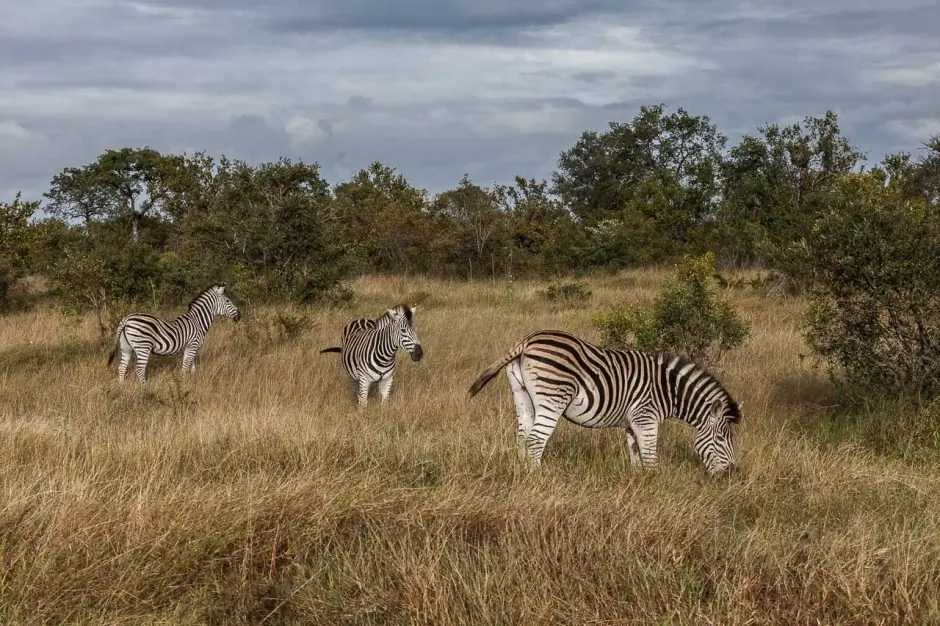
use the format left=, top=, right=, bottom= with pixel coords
left=468, top=330, right=741, bottom=475
left=107, top=284, right=241, bottom=383
left=321, top=305, right=423, bottom=406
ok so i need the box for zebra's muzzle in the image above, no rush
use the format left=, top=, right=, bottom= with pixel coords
left=410, top=345, right=424, bottom=361
left=233, top=311, right=242, bottom=322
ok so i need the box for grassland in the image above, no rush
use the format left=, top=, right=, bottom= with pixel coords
left=1, top=270, right=939, bottom=624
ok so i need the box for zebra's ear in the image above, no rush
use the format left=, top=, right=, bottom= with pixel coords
left=386, top=307, right=399, bottom=319
left=410, top=305, right=418, bottom=315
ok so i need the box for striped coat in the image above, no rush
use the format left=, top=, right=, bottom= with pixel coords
left=321, top=305, right=423, bottom=406
left=107, top=284, right=241, bottom=383
left=468, top=330, right=741, bottom=475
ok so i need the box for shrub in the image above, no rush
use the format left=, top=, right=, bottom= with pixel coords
left=236, top=309, right=317, bottom=350
left=540, top=281, right=592, bottom=306
left=802, top=168, right=940, bottom=399
left=592, top=252, right=749, bottom=367
left=0, top=193, right=38, bottom=311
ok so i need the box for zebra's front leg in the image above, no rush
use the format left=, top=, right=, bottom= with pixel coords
left=181, top=345, right=198, bottom=374
left=631, top=414, right=661, bottom=470
left=377, top=371, right=394, bottom=404
left=356, top=378, right=371, bottom=408
left=625, top=429, right=642, bottom=466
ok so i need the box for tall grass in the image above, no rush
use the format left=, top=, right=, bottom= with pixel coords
left=0, top=270, right=938, bottom=624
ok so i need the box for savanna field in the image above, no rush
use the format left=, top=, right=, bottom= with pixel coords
left=1, top=270, right=939, bottom=625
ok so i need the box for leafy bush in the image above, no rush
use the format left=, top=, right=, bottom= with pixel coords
left=540, top=281, right=592, bottom=306
left=0, top=193, right=38, bottom=311
left=236, top=309, right=317, bottom=350
left=802, top=168, right=940, bottom=399
left=592, top=252, right=749, bottom=367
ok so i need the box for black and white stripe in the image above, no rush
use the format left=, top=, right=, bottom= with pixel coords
left=468, top=330, right=741, bottom=475
left=321, top=305, right=423, bottom=406
left=107, top=284, right=241, bottom=383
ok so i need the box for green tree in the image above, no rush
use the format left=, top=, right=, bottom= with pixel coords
left=551, top=104, right=726, bottom=267
left=0, top=192, right=39, bottom=310
left=90, top=147, right=174, bottom=243
left=717, top=110, right=865, bottom=279
left=431, top=174, right=505, bottom=277
left=44, top=165, right=120, bottom=227
left=495, top=176, right=569, bottom=276
left=330, top=162, right=431, bottom=273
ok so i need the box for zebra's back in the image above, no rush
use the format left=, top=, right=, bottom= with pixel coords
left=120, top=313, right=198, bottom=356
left=514, top=330, right=660, bottom=428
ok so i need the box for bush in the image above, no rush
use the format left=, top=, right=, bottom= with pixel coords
left=592, top=252, right=749, bottom=367
left=235, top=309, right=317, bottom=350
left=802, top=169, right=940, bottom=399
left=0, top=193, right=38, bottom=311
left=540, top=281, right=592, bottom=306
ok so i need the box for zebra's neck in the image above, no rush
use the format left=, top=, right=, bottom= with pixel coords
left=665, top=359, right=722, bottom=429
left=182, top=299, right=216, bottom=333
left=372, top=324, right=401, bottom=362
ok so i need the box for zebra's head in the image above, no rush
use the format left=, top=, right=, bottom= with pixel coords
left=209, top=284, right=241, bottom=322
left=694, top=395, right=741, bottom=476
left=386, top=305, right=423, bottom=361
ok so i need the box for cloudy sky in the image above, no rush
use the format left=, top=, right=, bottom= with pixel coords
left=2, top=0, right=939, bottom=203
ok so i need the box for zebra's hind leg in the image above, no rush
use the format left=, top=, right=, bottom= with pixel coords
left=118, top=345, right=134, bottom=384
left=507, top=360, right=535, bottom=462
left=524, top=391, right=572, bottom=470
left=134, top=348, right=152, bottom=384
left=117, top=338, right=134, bottom=383
left=377, top=371, right=394, bottom=404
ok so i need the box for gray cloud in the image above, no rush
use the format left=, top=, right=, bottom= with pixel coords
left=1, top=0, right=938, bottom=205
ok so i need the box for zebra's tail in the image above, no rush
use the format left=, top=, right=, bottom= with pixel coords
left=468, top=338, right=528, bottom=397
left=107, top=319, right=126, bottom=367
left=320, top=347, right=342, bottom=354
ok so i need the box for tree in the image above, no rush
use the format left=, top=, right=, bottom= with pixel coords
left=495, top=176, right=568, bottom=275
left=330, top=162, right=431, bottom=273
left=717, top=110, right=865, bottom=279
left=44, top=165, right=120, bottom=227
left=90, top=147, right=173, bottom=243
left=551, top=104, right=726, bottom=266
left=0, top=193, right=39, bottom=310
left=431, top=174, right=505, bottom=273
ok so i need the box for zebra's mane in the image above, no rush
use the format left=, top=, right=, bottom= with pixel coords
left=657, top=351, right=741, bottom=423
left=186, top=285, right=223, bottom=313
left=378, top=304, right=414, bottom=324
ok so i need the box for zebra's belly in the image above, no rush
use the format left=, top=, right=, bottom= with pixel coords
left=562, top=387, right=629, bottom=429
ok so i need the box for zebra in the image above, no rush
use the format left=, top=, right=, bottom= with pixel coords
left=107, top=284, right=241, bottom=383
left=320, top=305, right=423, bottom=406
left=467, top=330, right=741, bottom=475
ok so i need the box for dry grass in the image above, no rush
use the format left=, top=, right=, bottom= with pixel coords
left=1, top=270, right=938, bottom=624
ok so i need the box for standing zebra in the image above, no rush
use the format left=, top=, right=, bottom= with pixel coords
left=107, top=284, right=241, bottom=383
left=468, top=330, right=741, bottom=475
left=321, top=305, right=423, bottom=406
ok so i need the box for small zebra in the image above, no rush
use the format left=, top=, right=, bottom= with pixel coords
left=321, top=305, right=423, bottom=406
left=107, top=284, right=241, bottom=383
left=468, top=330, right=741, bottom=475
